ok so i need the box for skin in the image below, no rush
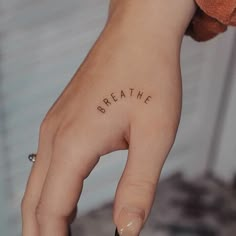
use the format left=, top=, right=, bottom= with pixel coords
left=21, top=0, right=196, bottom=235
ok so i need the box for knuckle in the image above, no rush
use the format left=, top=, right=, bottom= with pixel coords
left=39, top=115, right=54, bottom=137
left=53, top=122, right=74, bottom=147
left=36, top=199, right=69, bottom=225
left=55, top=125, right=69, bottom=140
left=35, top=200, right=49, bottom=224
left=125, top=177, right=156, bottom=197
left=21, top=196, right=35, bottom=217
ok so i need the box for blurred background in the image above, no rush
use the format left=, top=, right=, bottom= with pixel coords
left=0, top=0, right=236, bottom=235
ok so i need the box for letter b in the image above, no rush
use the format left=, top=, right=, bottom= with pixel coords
left=97, top=106, right=106, bottom=113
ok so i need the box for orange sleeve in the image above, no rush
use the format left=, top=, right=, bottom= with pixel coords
left=186, top=0, right=236, bottom=41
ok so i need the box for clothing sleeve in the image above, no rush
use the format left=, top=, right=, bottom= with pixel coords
left=186, top=0, right=236, bottom=41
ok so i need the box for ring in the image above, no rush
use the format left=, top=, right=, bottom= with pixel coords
left=28, top=153, right=37, bottom=163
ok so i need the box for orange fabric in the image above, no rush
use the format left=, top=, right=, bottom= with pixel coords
left=187, top=0, right=236, bottom=41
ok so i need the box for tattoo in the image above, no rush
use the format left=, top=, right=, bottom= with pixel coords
left=144, top=96, right=152, bottom=104
left=120, top=90, right=126, bottom=98
left=103, top=98, right=111, bottom=107
left=129, top=88, right=134, bottom=96
left=97, top=88, right=152, bottom=114
left=111, top=93, right=118, bottom=102
left=137, top=91, right=143, bottom=99
left=97, top=106, right=106, bottom=113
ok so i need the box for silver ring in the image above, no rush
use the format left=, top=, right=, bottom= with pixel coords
left=28, top=153, right=36, bottom=163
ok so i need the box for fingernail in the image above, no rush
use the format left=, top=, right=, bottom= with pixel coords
left=116, top=206, right=145, bottom=236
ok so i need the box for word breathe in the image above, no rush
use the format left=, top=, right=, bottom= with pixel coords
left=97, top=88, right=152, bottom=113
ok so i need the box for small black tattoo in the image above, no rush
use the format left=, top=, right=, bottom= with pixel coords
left=103, top=98, right=111, bottom=106
left=137, top=91, right=143, bottom=99
left=97, top=106, right=106, bottom=113
left=111, top=93, right=118, bottom=102
left=129, top=88, right=134, bottom=96
left=120, top=90, right=126, bottom=98
left=97, top=88, right=152, bottom=114
left=144, top=96, right=152, bottom=104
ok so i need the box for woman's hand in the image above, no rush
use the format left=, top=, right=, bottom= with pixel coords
left=21, top=1, right=196, bottom=235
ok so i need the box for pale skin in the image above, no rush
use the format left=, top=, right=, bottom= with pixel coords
left=21, top=1, right=197, bottom=235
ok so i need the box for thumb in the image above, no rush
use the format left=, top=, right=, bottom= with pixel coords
left=113, top=125, right=175, bottom=236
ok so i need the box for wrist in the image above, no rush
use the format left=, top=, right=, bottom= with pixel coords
left=107, top=0, right=196, bottom=45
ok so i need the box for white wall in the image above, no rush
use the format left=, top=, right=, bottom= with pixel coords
left=0, top=0, right=236, bottom=235
left=212, top=41, right=236, bottom=181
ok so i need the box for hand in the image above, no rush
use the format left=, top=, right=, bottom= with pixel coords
left=21, top=1, right=196, bottom=235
